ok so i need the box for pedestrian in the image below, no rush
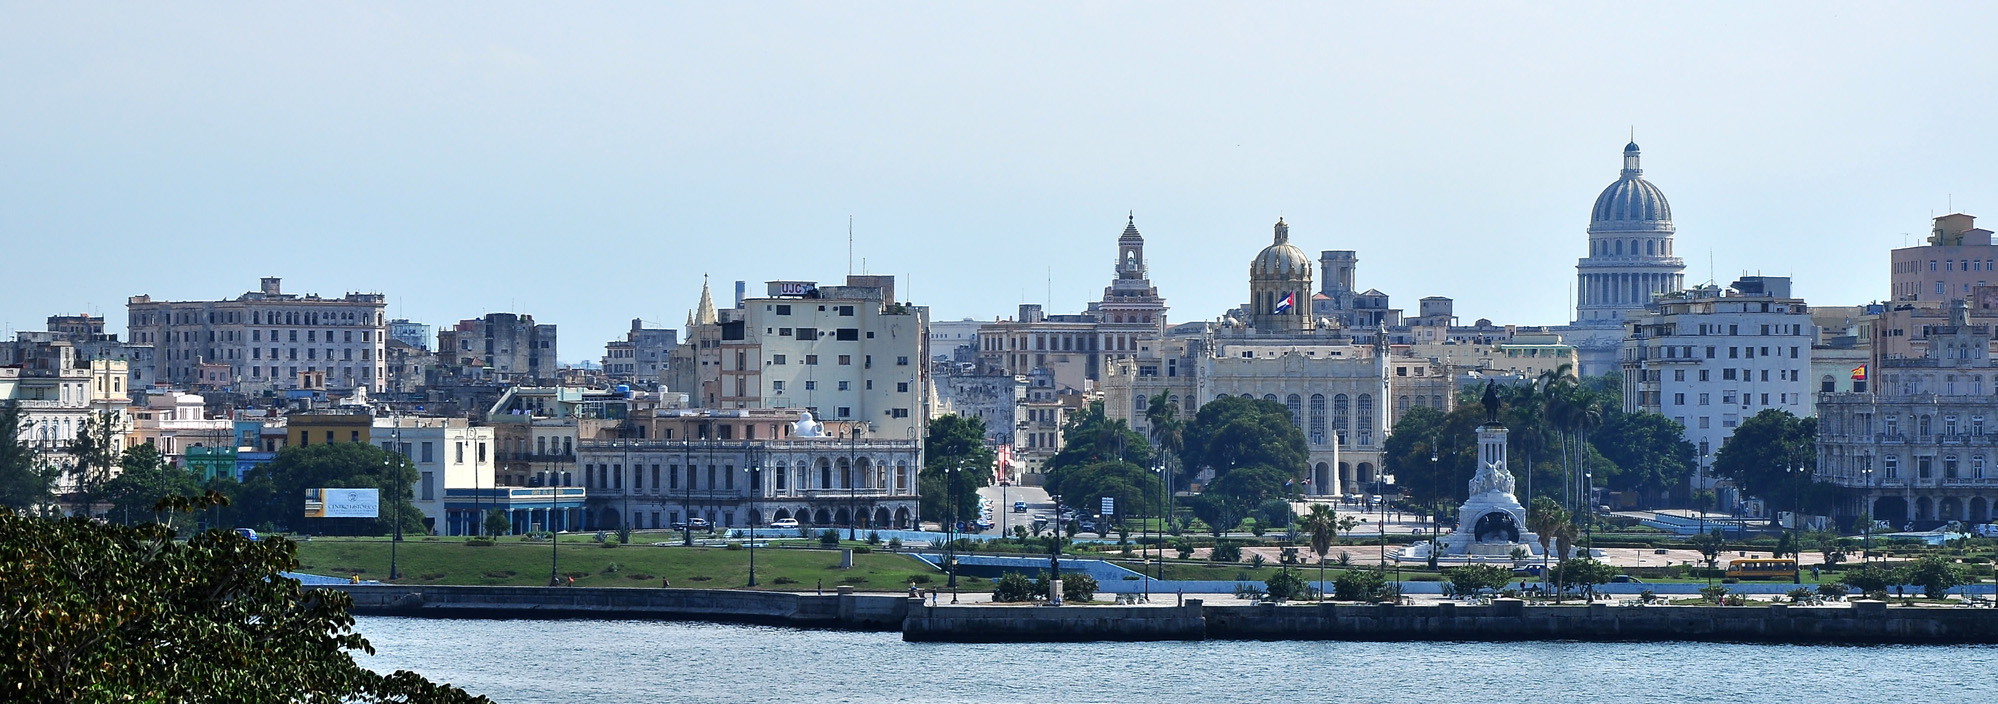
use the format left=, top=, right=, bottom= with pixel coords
left=567, top=576, right=575, bottom=587
left=662, top=578, right=671, bottom=588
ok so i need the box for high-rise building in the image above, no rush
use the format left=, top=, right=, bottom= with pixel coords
left=437, top=313, right=558, bottom=383
left=1622, top=276, right=1812, bottom=496
left=601, top=319, right=678, bottom=384
left=126, top=278, right=387, bottom=393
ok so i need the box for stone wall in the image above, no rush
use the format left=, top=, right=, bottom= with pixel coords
left=903, top=600, right=1206, bottom=642
left=326, top=585, right=907, bottom=630
left=1206, top=599, right=1998, bottom=643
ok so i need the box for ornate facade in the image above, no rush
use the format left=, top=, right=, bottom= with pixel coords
left=1564, top=142, right=1687, bottom=375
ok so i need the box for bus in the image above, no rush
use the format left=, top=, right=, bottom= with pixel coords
left=1726, top=558, right=1799, bottom=580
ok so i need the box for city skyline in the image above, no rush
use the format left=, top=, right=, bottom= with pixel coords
left=5, top=3, right=1998, bottom=357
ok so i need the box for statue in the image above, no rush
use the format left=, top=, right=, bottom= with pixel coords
left=792, top=411, right=824, bottom=438
left=1481, top=380, right=1500, bottom=423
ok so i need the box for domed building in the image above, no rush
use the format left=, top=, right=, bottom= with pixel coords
left=1566, top=141, right=1686, bottom=374
left=1250, top=218, right=1314, bottom=334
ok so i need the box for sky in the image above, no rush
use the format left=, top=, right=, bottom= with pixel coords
left=4, top=3, right=1997, bottom=363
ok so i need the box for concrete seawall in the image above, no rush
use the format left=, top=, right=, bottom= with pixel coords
left=325, top=586, right=1998, bottom=645
left=326, top=585, right=908, bottom=631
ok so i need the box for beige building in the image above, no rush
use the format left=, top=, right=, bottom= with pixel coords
left=975, top=216, right=1169, bottom=393
left=127, top=278, right=388, bottom=393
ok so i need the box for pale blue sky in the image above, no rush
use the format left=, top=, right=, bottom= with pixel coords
left=4, top=3, right=1995, bottom=362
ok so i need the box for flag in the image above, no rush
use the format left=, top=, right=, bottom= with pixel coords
left=1850, top=365, right=1867, bottom=381
left=1274, top=292, right=1295, bottom=314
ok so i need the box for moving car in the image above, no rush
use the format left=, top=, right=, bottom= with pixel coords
left=233, top=528, right=259, bottom=541
left=770, top=518, right=800, bottom=529
left=1014, top=501, right=1028, bottom=513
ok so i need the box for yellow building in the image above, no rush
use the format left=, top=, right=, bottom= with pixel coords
left=287, top=409, right=374, bottom=447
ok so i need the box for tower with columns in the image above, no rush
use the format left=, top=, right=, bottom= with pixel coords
left=1564, top=141, right=1687, bottom=374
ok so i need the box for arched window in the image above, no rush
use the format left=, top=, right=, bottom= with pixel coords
left=1647, top=240, right=1656, bottom=255
left=1333, top=394, right=1351, bottom=445
left=1309, top=394, right=1327, bottom=445
left=1356, top=394, right=1375, bottom=445
left=1615, top=240, right=1624, bottom=255
left=1286, top=394, right=1302, bottom=429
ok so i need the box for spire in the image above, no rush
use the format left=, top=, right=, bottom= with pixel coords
left=1274, top=217, right=1289, bottom=244
left=694, top=276, right=718, bottom=326
left=1120, top=212, right=1142, bottom=241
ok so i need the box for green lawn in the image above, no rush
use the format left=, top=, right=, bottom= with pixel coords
left=292, top=536, right=952, bottom=591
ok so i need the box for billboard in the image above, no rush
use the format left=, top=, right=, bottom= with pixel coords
left=305, top=488, right=380, bottom=519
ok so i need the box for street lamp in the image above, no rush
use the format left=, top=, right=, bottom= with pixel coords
left=1584, top=470, right=1595, bottom=554
left=848, top=425, right=861, bottom=541
left=1860, top=466, right=1874, bottom=561
left=387, top=417, right=403, bottom=581
left=746, top=455, right=760, bottom=587
left=946, top=457, right=960, bottom=599
left=682, top=428, right=695, bottom=546
left=1786, top=461, right=1806, bottom=584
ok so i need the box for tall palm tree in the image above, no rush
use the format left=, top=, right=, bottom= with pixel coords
left=1303, top=503, right=1336, bottom=600
left=1144, top=392, right=1183, bottom=577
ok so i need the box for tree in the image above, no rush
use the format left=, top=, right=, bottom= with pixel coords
left=1264, top=567, right=1314, bottom=602
left=1587, top=411, right=1695, bottom=501
left=65, top=410, right=124, bottom=504
left=1551, top=557, right=1620, bottom=598
left=100, top=444, right=201, bottom=526
left=1254, top=498, right=1295, bottom=530
left=1047, top=401, right=1154, bottom=474
left=1691, top=530, right=1726, bottom=572
left=485, top=508, right=512, bottom=537
left=1448, top=563, right=1514, bottom=598
left=1526, top=496, right=1568, bottom=572
left=1201, top=464, right=1296, bottom=515
left=1043, top=460, right=1162, bottom=521
left=1381, top=405, right=1476, bottom=506
left=0, top=405, right=59, bottom=513
left=920, top=414, right=995, bottom=523
left=1189, top=489, right=1248, bottom=537
left=1302, top=504, right=1336, bottom=599
left=992, top=572, right=1038, bottom=602
left=0, top=500, right=487, bottom=702
left=1905, top=555, right=1970, bottom=599
left=1179, top=396, right=1307, bottom=487
left=1712, top=409, right=1820, bottom=515
left=1333, top=566, right=1390, bottom=602
left=232, top=442, right=423, bottom=536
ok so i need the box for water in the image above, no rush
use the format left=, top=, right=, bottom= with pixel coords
left=355, top=616, right=1998, bottom=703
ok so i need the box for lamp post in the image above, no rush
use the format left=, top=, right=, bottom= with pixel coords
left=682, top=430, right=695, bottom=546
left=946, top=457, right=960, bottom=598
left=1048, top=489, right=1062, bottom=606
left=848, top=425, right=861, bottom=541
left=388, top=417, right=403, bottom=581
left=1787, top=461, right=1805, bottom=584
left=1584, top=470, right=1594, bottom=554
left=1860, top=466, right=1874, bottom=561
left=746, top=455, right=760, bottom=587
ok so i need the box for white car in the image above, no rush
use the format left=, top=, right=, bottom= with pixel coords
left=769, top=518, right=800, bottom=529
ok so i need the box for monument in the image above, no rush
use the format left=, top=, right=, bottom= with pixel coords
left=1402, top=383, right=1545, bottom=562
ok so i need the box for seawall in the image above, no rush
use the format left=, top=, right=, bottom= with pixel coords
left=324, top=586, right=1998, bottom=645
left=325, top=584, right=908, bottom=631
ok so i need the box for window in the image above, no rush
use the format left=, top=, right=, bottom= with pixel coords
left=772, top=355, right=786, bottom=365
left=1723, top=368, right=1737, bottom=381
left=1885, top=456, right=1899, bottom=479
left=838, top=355, right=852, bottom=365
left=896, top=382, right=909, bottom=393
left=1698, top=417, right=1710, bottom=429
left=804, top=381, right=816, bottom=390
left=1976, top=456, right=1986, bottom=479
left=837, top=407, right=851, bottom=418
left=1918, top=456, right=1933, bottom=479
left=1729, top=347, right=1738, bottom=359
left=897, top=356, right=910, bottom=366
left=772, top=380, right=785, bottom=391
left=776, top=304, right=791, bottom=315
left=804, top=355, right=818, bottom=365
left=1698, top=393, right=1710, bottom=405
left=838, top=381, right=849, bottom=391
left=1674, top=369, right=1685, bottom=382
left=1699, top=369, right=1709, bottom=382
left=1673, top=393, right=1685, bottom=405
left=891, top=408, right=910, bottom=418
left=1945, top=455, right=1960, bottom=479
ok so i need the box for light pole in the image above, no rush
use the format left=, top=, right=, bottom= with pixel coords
left=848, top=425, right=860, bottom=541
left=746, top=454, right=760, bottom=587
left=1860, top=466, right=1874, bottom=561
left=1787, top=461, right=1805, bottom=584
left=682, top=429, right=695, bottom=546
left=388, top=417, right=403, bottom=581
left=1584, top=470, right=1594, bottom=555
left=946, top=457, right=960, bottom=598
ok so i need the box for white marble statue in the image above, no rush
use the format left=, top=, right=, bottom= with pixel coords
left=793, top=411, right=824, bottom=438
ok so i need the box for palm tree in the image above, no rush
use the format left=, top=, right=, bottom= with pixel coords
left=1304, top=504, right=1336, bottom=600
left=1526, top=496, right=1568, bottom=595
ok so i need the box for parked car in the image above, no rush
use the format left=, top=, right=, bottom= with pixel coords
left=1013, top=501, right=1028, bottom=513
left=232, top=528, right=259, bottom=541
left=770, top=518, right=800, bottom=530
left=1610, top=575, right=1645, bottom=584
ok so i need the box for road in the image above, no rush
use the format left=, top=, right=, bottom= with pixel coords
left=976, top=483, right=1051, bottom=536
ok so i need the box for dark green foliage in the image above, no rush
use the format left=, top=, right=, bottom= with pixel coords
left=1208, top=541, right=1242, bottom=563
left=1179, top=396, right=1307, bottom=486
left=1255, top=498, right=1295, bottom=529
left=1045, top=460, right=1163, bottom=520
left=65, top=410, right=124, bottom=503
left=100, top=444, right=202, bottom=526
left=992, top=572, right=1038, bottom=602
left=1263, top=568, right=1314, bottom=601
left=920, top=414, right=995, bottom=522
left=1333, top=566, right=1390, bottom=601
left=819, top=529, right=841, bottom=547
left=1551, top=557, right=1621, bottom=592
left=0, top=500, right=486, bottom=702
left=1448, top=563, right=1514, bottom=597
left=484, top=509, right=511, bottom=537
left=1047, top=400, right=1155, bottom=475
left=1843, top=563, right=1895, bottom=599
left=1588, top=411, right=1696, bottom=497
left=0, top=405, right=60, bottom=512
left=1033, top=571, right=1097, bottom=602
left=1905, top=555, right=1970, bottom=599
left=1712, top=410, right=1826, bottom=515
left=230, top=442, right=424, bottom=536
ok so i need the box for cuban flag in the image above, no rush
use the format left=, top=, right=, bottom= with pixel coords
left=1274, top=292, right=1295, bottom=314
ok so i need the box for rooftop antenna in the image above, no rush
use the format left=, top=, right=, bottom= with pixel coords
left=1046, top=266, right=1053, bottom=309
left=848, top=216, right=854, bottom=277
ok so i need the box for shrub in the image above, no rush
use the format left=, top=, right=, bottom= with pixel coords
left=1698, top=584, right=1728, bottom=604
left=617, top=525, right=633, bottom=545
left=1264, top=569, right=1315, bottom=601
left=1174, top=538, right=1194, bottom=560
left=819, top=529, right=841, bottom=548
left=1210, top=542, right=1242, bottom=563
left=888, top=537, right=903, bottom=550
left=687, top=575, right=712, bottom=582
left=773, top=576, right=799, bottom=585
left=1638, top=589, right=1657, bottom=603
left=909, top=574, right=932, bottom=584
left=1249, top=553, right=1266, bottom=568
left=1786, top=587, right=1814, bottom=603
left=464, top=539, right=495, bottom=547
left=853, top=546, right=872, bottom=554
left=993, top=572, right=1038, bottom=602
left=1408, top=574, right=1443, bottom=582
left=867, top=531, right=882, bottom=545
left=1334, top=567, right=1389, bottom=601
left=1720, top=577, right=1739, bottom=584
left=482, top=570, right=516, bottom=579
left=601, top=562, right=623, bottom=574
left=600, top=540, right=620, bottom=549
left=1817, top=582, right=1849, bottom=600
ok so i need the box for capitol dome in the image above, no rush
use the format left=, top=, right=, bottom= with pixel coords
left=1252, top=218, right=1313, bottom=278
left=1589, top=142, right=1673, bottom=232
